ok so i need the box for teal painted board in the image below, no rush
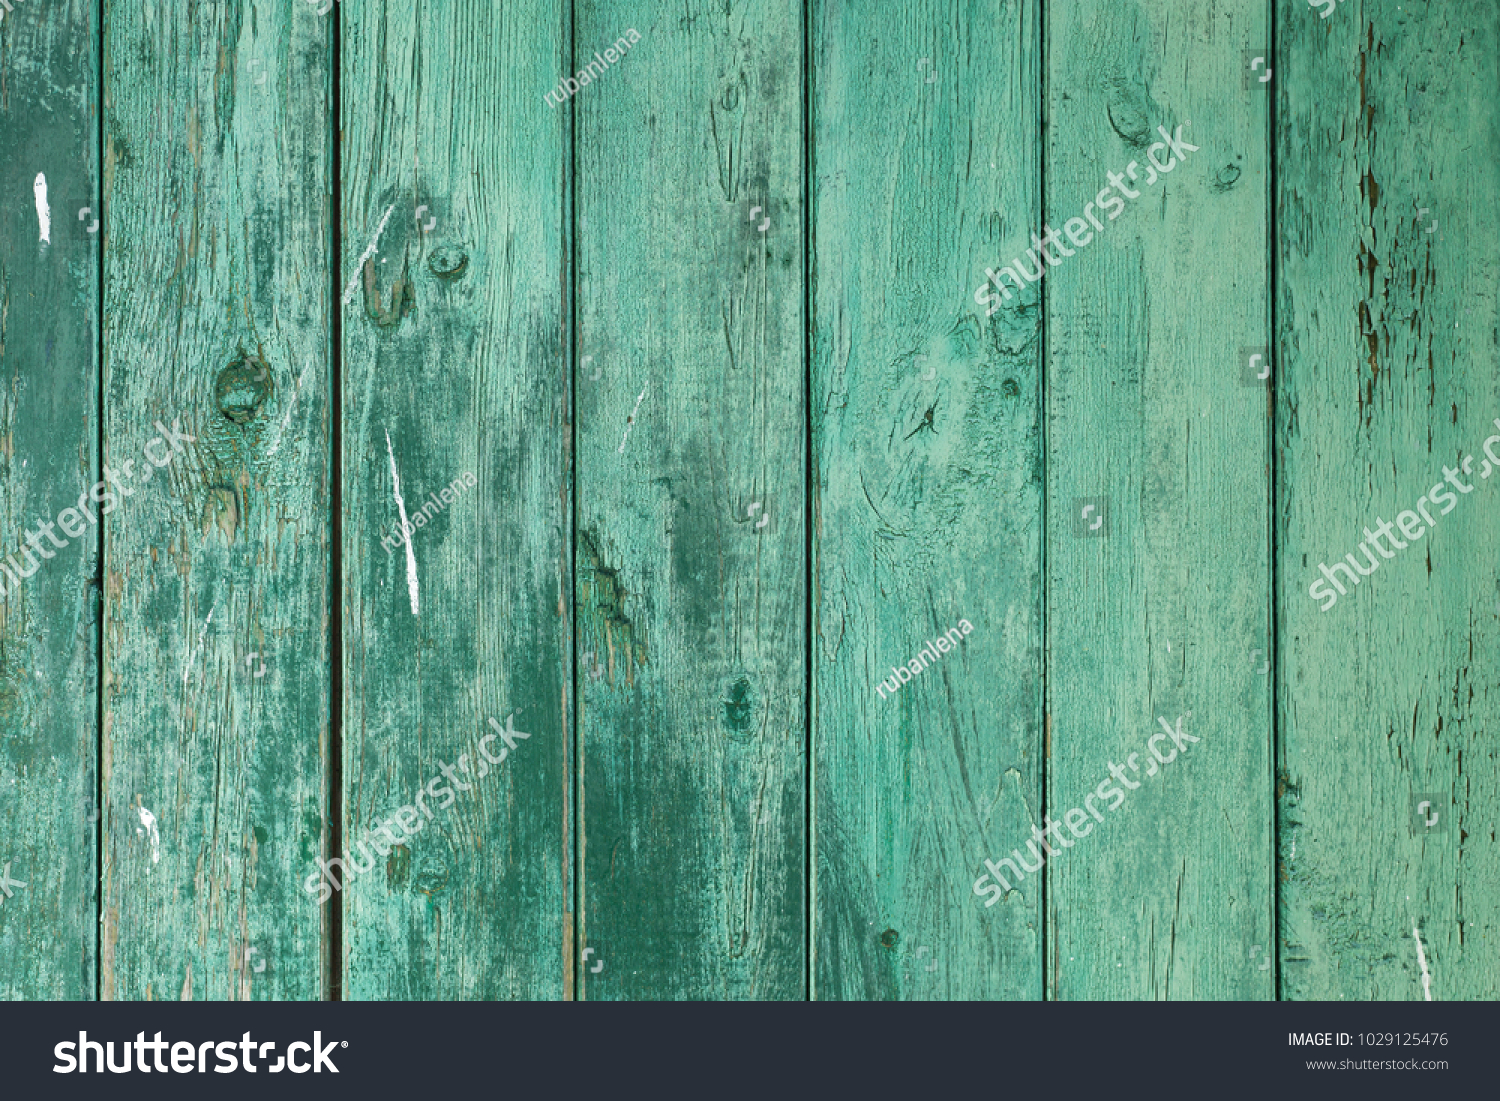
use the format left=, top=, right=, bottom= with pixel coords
left=0, top=0, right=100, bottom=1000
left=1044, top=0, right=1274, bottom=998
left=575, top=1, right=807, bottom=999
left=1277, top=0, right=1500, bottom=1000
left=100, top=0, right=330, bottom=999
left=339, top=0, right=571, bottom=998
left=810, top=0, right=1045, bottom=1000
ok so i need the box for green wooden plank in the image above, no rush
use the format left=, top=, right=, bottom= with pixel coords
left=575, top=1, right=806, bottom=999
left=339, top=0, right=570, bottom=999
left=1044, top=0, right=1273, bottom=998
left=1277, top=0, right=1500, bottom=1000
left=0, top=0, right=100, bottom=1000
left=101, top=0, right=330, bottom=999
left=810, top=0, right=1044, bottom=1000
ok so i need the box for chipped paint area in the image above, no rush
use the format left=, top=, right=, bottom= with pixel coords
left=265, top=356, right=314, bottom=458
left=617, top=382, right=648, bottom=454
left=385, top=429, right=420, bottom=615
left=136, top=805, right=161, bottom=864
left=1412, top=923, right=1434, bottom=1001
left=343, top=203, right=395, bottom=305
left=32, top=173, right=50, bottom=244
left=181, top=605, right=216, bottom=687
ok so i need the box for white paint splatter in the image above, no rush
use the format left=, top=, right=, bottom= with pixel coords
left=1412, top=923, right=1434, bottom=1001
left=33, top=174, right=50, bottom=244
left=137, top=805, right=161, bottom=864
left=617, top=382, right=648, bottom=454
left=182, top=605, right=216, bottom=687
left=385, top=429, right=420, bottom=615
left=342, top=203, right=395, bottom=305
left=265, top=357, right=314, bottom=458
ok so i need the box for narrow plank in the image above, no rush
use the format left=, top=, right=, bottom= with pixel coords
left=1045, top=0, right=1273, bottom=998
left=339, top=0, right=570, bottom=999
left=1278, top=1, right=1500, bottom=1000
left=810, top=0, right=1044, bottom=1000
left=576, top=1, right=806, bottom=999
left=0, top=0, right=100, bottom=999
left=101, top=0, right=330, bottom=999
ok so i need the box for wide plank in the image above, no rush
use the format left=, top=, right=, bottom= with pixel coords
left=1044, top=0, right=1274, bottom=998
left=338, top=0, right=571, bottom=999
left=1277, top=0, right=1500, bottom=1000
left=575, top=0, right=806, bottom=999
left=0, top=0, right=100, bottom=1000
left=810, top=0, right=1045, bottom=1000
left=100, top=0, right=331, bottom=1000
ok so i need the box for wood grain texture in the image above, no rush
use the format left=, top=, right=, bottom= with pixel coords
left=0, top=0, right=100, bottom=1000
left=7, top=0, right=1500, bottom=1004
left=339, top=0, right=571, bottom=999
left=1277, top=0, right=1500, bottom=1000
left=100, top=0, right=330, bottom=999
left=575, top=0, right=806, bottom=999
left=1044, top=0, right=1273, bottom=998
left=810, top=0, right=1044, bottom=1000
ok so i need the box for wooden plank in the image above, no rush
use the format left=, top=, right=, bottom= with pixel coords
left=1044, top=0, right=1273, bottom=998
left=809, top=0, right=1044, bottom=1000
left=0, top=0, right=101, bottom=1000
left=575, top=1, right=806, bottom=999
left=1277, top=1, right=1500, bottom=1000
left=100, top=0, right=331, bottom=999
left=338, top=0, right=570, bottom=999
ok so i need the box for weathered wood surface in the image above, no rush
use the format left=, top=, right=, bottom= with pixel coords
left=339, top=0, right=571, bottom=999
left=99, top=0, right=330, bottom=999
left=1043, top=0, right=1275, bottom=999
left=1277, top=0, right=1500, bottom=1000
left=0, top=0, right=1496, bottom=1002
left=0, top=0, right=100, bottom=1001
left=573, top=1, right=807, bottom=999
left=810, top=0, right=1044, bottom=1000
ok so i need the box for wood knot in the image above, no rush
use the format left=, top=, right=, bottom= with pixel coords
left=428, top=246, right=469, bottom=280
left=214, top=354, right=272, bottom=425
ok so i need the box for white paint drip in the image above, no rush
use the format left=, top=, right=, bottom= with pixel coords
left=1412, top=923, right=1433, bottom=1001
left=342, top=203, right=395, bottom=305
left=33, top=174, right=50, bottom=244
left=265, top=357, right=314, bottom=458
left=137, top=805, right=161, bottom=864
left=385, top=429, right=420, bottom=615
left=617, top=382, right=648, bottom=454
left=182, top=605, right=216, bottom=687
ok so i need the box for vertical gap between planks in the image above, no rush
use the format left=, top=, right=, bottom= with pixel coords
left=567, top=0, right=579, bottom=1004
left=1038, top=0, right=1051, bottom=1003
left=801, top=0, right=813, bottom=1003
left=1267, top=0, right=1281, bottom=1004
left=329, top=0, right=344, bottom=1003
left=92, top=0, right=105, bottom=1005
